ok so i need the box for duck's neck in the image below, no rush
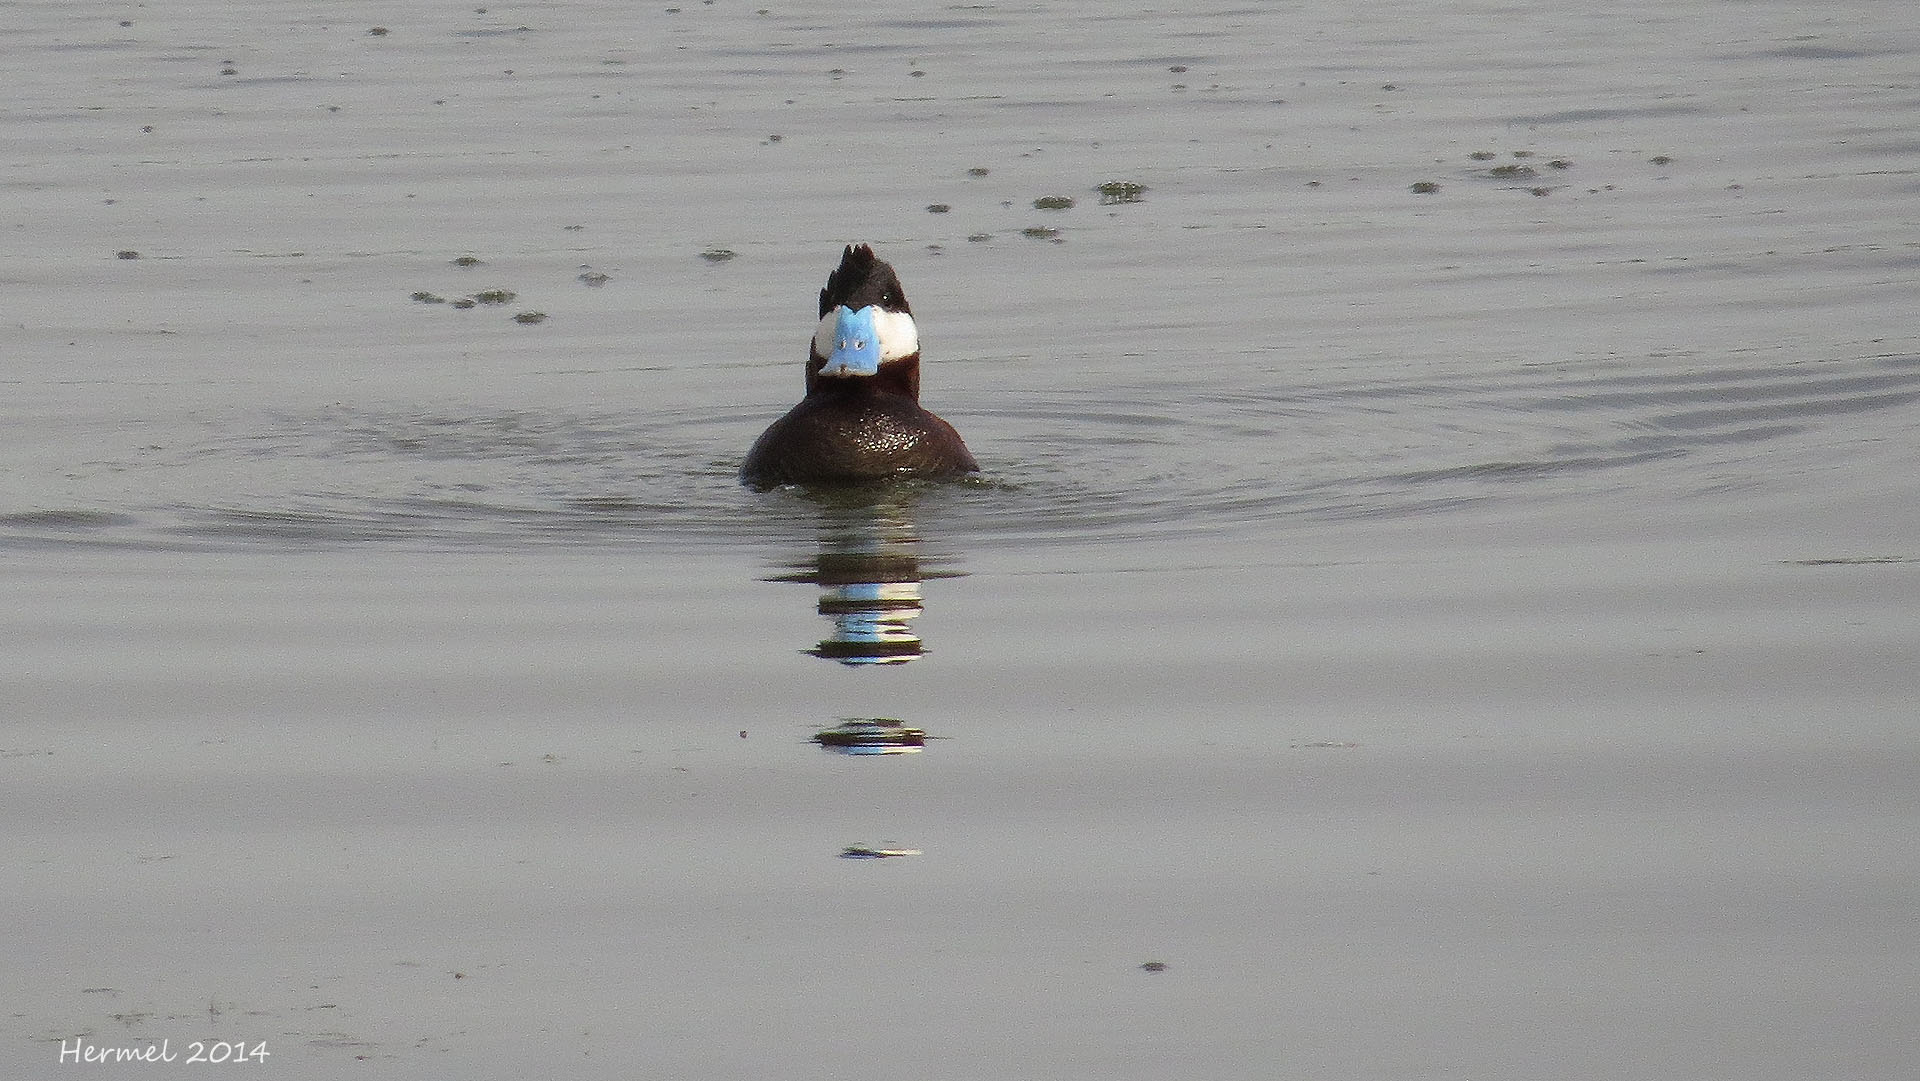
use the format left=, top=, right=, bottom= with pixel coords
left=805, top=352, right=921, bottom=400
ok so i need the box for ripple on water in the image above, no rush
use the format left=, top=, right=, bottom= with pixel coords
left=6, top=355, right=1915, bottom=555
left=948, top=351, right=1920, bottom=543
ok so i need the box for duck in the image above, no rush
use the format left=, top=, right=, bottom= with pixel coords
left=740, top=244, right=979, bottom=489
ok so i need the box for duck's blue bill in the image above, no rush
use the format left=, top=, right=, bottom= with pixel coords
left=821, top=305, right=882, bottom=376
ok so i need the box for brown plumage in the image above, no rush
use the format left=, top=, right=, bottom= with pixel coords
left=741, top=244, right=978, bottom=489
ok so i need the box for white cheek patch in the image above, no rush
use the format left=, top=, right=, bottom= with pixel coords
left=871, top=308, right=919, bottom=362
left=812, top=311, right=840, bottom=358
left=814, top=307, right=919, bottom=362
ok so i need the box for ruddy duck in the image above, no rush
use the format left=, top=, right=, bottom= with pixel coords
left=740, top=244, right=978, bottom=489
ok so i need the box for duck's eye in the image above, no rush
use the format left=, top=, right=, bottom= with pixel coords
left=880, top=290, right=895, bottom=305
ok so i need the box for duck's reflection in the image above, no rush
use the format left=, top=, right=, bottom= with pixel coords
left=813, top=717, right=927, bottom=755
left=765, top=495, right=963, bottom=667
left=806, top=552, right=926, bottom=664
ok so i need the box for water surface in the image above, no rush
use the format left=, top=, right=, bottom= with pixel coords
left=5, top=1, right=1919, bottom=1077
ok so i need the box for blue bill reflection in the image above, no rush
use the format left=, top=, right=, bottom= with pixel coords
left=764, top=496, right=964, bottom=667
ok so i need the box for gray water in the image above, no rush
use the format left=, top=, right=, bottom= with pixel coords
left=6, top=1, right=1920, bottom=1077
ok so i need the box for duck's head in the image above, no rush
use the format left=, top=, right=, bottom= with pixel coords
left=807, top=244, right=921, bottom=396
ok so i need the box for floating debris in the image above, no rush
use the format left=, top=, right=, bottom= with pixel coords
left=1096, top=180, right=1147, bottom=205
left=115, top=250, right=140, bottom=260
left=841, top=845, right=922, bottom=859
left=452, top=255, right=483, bottom=267
left=469, top=289, right=516, bottom=305
left=577, top=270, right=611, bottom=287
left=410, top=291, right=447, bottom=304
left=1410, top=181, right=1440, bottom=194
left=965, top=166, right=989, bottom=177
left=1032, top=195, right=1075, bottom=210
left=1020, top=225, right=1060, bottom=240
left=700, top=247, right=736, bottom=263
left=814, top=718, right=926, bottom=754
left=1140, top=960, right=1169, bottom=973
left=512, top=311, right=547, bottom=324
